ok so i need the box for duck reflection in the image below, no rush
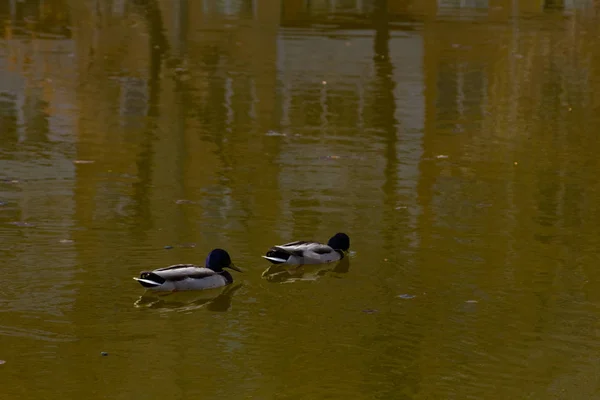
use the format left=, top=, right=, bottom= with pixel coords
left=134, top=283, right=243, bottom=312
left=261, top=257, right=350, bottom=283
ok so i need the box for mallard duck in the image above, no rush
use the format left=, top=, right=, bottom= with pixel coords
left=133, top=249, right=241, bottom=292
left=262, top=232, right=350, bottom=265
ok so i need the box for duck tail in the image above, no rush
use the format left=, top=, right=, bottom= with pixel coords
left=133, top=272, right=166, bottom=288
left=263, top=248, right=293, bottom=264
left=133, top=277, right=162, bottom=288
left=262, top=255, right=288, bottom=264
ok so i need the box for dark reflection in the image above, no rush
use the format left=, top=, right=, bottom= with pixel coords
left=332, top=256, right=351, bottom=273
left=534, top=167, right=559, bottom=230
left=131, top=128, right=155, bottom=233
left=194, top=46, right=229, bottom=139
left=363, top=2, right=421, bottom=399
left=261, top=258, right=351, bottom=283
left=281, top=0, right=420, bottom=28
left=371, top=0, right=399, bottom=252
left=2, top=0, right=70, bottom=37
left=23, top=87, right=50, bottom=146
left=532, top=53, right=564, bottom=242
left=128, top=0, right=170, bottom=232
left=0, top=92, right=19, bottom=152
left=373, top=0, right=391, bottom=62
left=172, top=0, right=189, bottom=57
left=544, top=0, right=565, bottom=10
left=134, top=0, right=169, bottom=116
left=435, top=63, right=486, bottom=132
left=134, top=283, right=243, bottom=312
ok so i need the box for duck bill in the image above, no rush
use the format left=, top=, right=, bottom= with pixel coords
left=228, top=263, right=242, bottom=272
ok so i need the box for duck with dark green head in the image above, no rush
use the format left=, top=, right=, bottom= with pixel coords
left=133, top=249, right=242, bottom=292
left=262, top=233, right=350, bottom=265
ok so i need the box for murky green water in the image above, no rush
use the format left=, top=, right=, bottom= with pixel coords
left=2, top=0, right=600, bottom=398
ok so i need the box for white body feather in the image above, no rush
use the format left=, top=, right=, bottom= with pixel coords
left=263, top=241, right=343, bottom=265
left=134, top=264, right=230, bottom=292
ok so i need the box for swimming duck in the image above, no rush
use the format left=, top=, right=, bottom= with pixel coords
left=133, top=249, right=241, bottom=292
left=262, top=232, right=350, bottom=265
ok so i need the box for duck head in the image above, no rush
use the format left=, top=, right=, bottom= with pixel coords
left=205, top=249, right=242, bottom=272
left=327, top=233, right=350, bottom=252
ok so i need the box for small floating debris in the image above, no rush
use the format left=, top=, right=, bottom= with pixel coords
left=465, top=300, right=478, bottom=304
left=164, top=245, right=173, bottom=250
left=8, top=221, right=35, bottom=227
left=2, top=179, right=19, bottom=184
left=436, top=155, right=449, bottom=159
left=0, top=360, right=5, bottom=365
left=322, top=80, right=327, bottom=85
left=362, top=309, right=378, bottom=314
left=177, top=243, right=196, bottom=248
left=100, top=352, right=108, bottom=357
left=175, top=199, right=195, bottom=205
left=395, top=206, right=407, bottom=210
left=73, top=160, right=95, bottom=164
left=398, top=294, right=416, bottom=299
left=59, top=239, right=74, bottom=244
left=265, top=130, right=287, bottom=137
left=0, top=201, right=6, bottom=206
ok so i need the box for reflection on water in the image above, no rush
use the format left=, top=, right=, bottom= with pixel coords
left=134, top=283, right=243, bottom=312
left=2, top=0, right=600, bottom=399
left=262, top=257, right=351, bottom=283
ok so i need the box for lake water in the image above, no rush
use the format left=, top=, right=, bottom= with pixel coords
left=2, top=1, right=600, bottom=399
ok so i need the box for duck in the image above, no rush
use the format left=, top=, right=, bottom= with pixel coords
left=133, top=249, right=241, bottom=292
left=262, top=232, right=350, bottom=265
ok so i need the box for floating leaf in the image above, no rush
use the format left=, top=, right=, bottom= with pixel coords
left=8, top=221, right=35, bottom=227
left=265, top=131, right=286, bottom=137
left=398, top=294, right=416, bottom=299
left=175, top=199, right=195, bottom=205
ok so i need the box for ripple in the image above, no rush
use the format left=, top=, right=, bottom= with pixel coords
left=0, top=325, right=75, bottom=343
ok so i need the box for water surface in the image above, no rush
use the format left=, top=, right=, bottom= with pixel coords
left=2, top=1, right=600, bottom=399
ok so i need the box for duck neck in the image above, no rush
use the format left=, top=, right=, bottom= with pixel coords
left=220, top=270, right=234, bottom=284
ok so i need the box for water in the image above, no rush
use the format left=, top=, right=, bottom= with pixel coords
left=2, top=0, right=600, bottom=398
